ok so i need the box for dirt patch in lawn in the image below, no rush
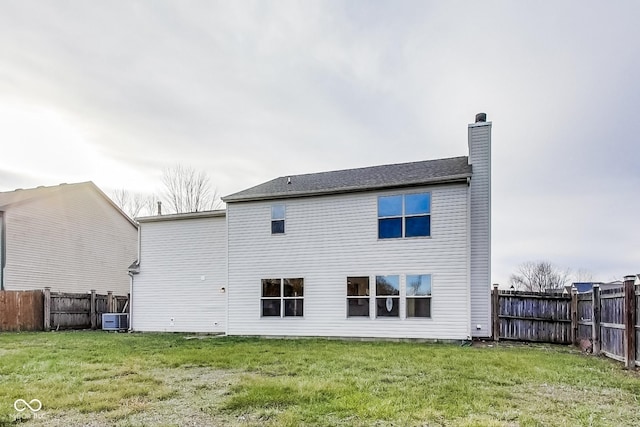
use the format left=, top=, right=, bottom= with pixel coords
left=20, top=367, right=243, bottom=427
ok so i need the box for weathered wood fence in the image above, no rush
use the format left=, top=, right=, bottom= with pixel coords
left=0, top=288, right=128, bottom=331
left=0, top=290, right=44, bottom=331
left=44, top=288, right=129, bottom=330
left=492, top=275, right=639, bottom=369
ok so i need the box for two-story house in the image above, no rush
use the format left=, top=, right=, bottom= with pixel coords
left=130, top=114, right=491, bottom=339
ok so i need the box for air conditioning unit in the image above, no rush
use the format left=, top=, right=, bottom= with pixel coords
left=102, top=313, right=129, bottom=331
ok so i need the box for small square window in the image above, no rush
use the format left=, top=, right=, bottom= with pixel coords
left=378, top=218, right=402, bottom=239
left=405, top=193, right=430, bottom=215
left=406, top=275, right=431, bottom=296
left=262, top=279, right=281, bottom=297
left=262, top=300, right=281, bottom=317
left=271, top=220, right=285, bottom=234
left=405, top=216, right=430, bottom=237
left=378, top=195, right=402, bottom=217
left=376, top=275, right=400, bottom=296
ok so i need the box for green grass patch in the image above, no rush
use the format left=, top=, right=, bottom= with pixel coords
left=0, top=333, right=638, bottom=426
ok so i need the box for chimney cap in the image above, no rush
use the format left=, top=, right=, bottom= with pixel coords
left=475, top=113, right=487, bottom=123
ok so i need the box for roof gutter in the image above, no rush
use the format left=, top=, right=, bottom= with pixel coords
left=136, top=209, right=226, bottom=223
left=222, top=173, right=471, bottom=203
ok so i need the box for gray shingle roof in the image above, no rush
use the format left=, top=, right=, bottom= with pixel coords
left=222, top=156, right=472, bottom=202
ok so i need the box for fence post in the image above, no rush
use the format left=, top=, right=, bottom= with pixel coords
left=90, top=290, right=97, bottom=330
left=107, top=291, right=113, bottom=313
left=492, top=284, right=500, bottom=341
left=592, top=284, right=601, bottom=355
left=624, top=275, right=636, bottom=369
left=570, top=286, right=578, bottom=345
left=43, top=287, right=51, bottom=331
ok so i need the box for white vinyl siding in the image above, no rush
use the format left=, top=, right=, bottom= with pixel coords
left=131, top=215, right=227, bottom=333
left=3, top=185, right=137, bottom=294
left=468, top=121, right=492, bottom=337
left=227, top=184, right=470, bottom=340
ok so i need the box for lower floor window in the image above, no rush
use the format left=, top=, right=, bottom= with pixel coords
left=376, top=275, right=400, bottom=317
left=406, top=274, right=432, bottom=318
left=347, top=277, right=370, bottom=317
left=346, top=274, right=432, bottom=319
left=261, top=278, right=304, bottom=317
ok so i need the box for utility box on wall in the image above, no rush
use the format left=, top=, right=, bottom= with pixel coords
left=102, top=313, right=128, bottom=331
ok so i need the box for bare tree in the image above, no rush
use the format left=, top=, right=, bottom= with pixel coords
left=111, top=189, right=158, bottom=219
left=573, top=268, right=594, bottom=283
left=161, top=164, right=220, bottom=213
left=509, top=261, right=572, bottom=292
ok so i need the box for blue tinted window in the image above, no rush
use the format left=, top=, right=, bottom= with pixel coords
left=406, top=275, right=432, bottom=296
left=378, top=218, right=402, bottom=239
left=405, top=216, right=430, bottom=237
left=376, top=275, right=400, bottom=296
left=378, top=195, right=402, bottom=217
left=271, top=205, right=285, bottom=220
left=405, top=193, right=430, bottom=215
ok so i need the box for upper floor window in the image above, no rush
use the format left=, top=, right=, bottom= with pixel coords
left=378, top=193, right=430, bottom=239
left=271, top=204, right=285, bottom=234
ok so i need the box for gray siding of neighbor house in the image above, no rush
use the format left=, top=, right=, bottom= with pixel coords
left=468, top=121, right=492, bottom=337
left=131, top=213, right=227, bottom=333
left=3, top=184, right=137, bottom=294
left=226, top=184, right=471, bottom=340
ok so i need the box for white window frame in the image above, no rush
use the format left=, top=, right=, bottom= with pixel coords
left=405, top=274, right=432, bottom=319
left=377, top=192, right=431, bottom=239
left=260, top=278, right=304, bottom=318
left=346, top=274, right=433, bottom=320
left=346, top=276, right=371, bottom=318
left=271, top=204, right=286, bottom=235
left=375, top=275, right=401, bottom=318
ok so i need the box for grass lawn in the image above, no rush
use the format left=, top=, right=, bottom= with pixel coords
left=0, top=333, right=639, bottom=426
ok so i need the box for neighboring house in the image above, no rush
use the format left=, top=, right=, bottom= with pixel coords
left=0, top=182, right=138, bottom=294
left=129, top=211, right=227, bottom=333
left=131, top=113, right=492, bottom=339
left=563, top=281, right=626, bottom=294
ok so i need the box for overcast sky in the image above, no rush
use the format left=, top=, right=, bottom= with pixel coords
left=1, top=1, right=638, bottom=285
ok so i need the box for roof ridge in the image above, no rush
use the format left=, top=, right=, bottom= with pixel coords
left=278, top=156, right=469, bottom=179
left=0, top=181, right=92, bottom=195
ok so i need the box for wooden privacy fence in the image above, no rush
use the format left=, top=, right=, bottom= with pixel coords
left=0, top=288, right=128, bottom=331
left=44, top=288, right=129, bottom=330
left=0, top=290, right=44, bottom=331
left=492, top=275, right=639, bottom=369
